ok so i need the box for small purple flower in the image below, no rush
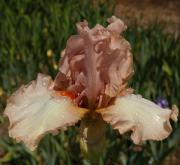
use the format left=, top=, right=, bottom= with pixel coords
left=155, top=97, right=169, bottom=108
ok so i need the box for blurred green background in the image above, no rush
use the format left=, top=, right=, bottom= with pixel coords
left=0, top=0, right=179, bottom=164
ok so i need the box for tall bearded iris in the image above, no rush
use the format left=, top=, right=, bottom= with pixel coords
left=4, top=16, right=178, bottom=155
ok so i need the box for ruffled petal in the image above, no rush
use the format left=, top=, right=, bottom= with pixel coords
left=97, top=94, right=178, bottom=144
left=4, top=74, right=88, bottom=150
left=54, top=16, right=134, bottom=109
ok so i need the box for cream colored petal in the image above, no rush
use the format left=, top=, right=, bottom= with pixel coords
left=97, top=94, right=178, bottom=144
left=4, top=74, right=88, bottom=150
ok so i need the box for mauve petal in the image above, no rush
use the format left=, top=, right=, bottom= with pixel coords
left=54, top=16, right=134, bottom=108
left=4, top=74, right=88, bottom=150
left=97, top=94, right=178, bottom=144
left=107, top=16, right=127, bottom=34
left=54, top=72, right=70, bottom=90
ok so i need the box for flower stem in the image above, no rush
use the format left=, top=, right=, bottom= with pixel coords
left=79, top=113, right=107, bottom=164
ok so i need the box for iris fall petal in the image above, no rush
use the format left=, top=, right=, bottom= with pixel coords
left=4, top=74, right=88, bottom=150
left=97, top=94, right=178, bottom=144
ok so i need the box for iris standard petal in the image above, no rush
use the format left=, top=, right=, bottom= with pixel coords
left=97, top=94, right=178, bottom=144
left=4, top=74, right=88, bottom=150
left=54, top=16, right=134, bottom=109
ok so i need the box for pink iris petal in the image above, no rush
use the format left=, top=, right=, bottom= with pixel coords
left=97, top=94, right=178, bottom=144
left=4, top=74, right=88, bottom=150
left=54, top=16, right=134, bottom=109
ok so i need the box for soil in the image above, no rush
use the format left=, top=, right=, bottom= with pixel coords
left=115, top=0, right=180, bottom=36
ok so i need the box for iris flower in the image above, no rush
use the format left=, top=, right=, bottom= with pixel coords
left=4, top=16, right=178, bottom=153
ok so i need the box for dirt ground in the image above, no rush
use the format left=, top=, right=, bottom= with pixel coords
left=115, top=0, right=180, bottom=36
